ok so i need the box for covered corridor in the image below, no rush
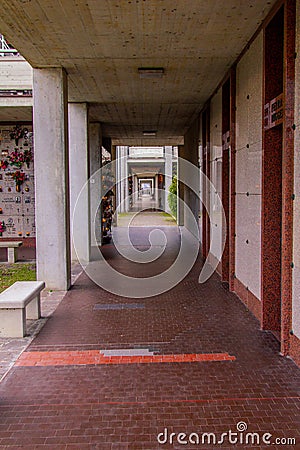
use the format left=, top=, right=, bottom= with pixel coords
left=0, top=0, right=300, bottom=447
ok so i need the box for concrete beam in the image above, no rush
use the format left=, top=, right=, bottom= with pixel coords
left=0, top=97, right=32, bottom=107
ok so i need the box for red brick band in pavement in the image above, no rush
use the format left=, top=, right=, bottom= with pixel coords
left=15, top=350, right=236, bottom=366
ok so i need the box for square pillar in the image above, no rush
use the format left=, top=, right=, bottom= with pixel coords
left=178, top=118, right=200, bottom=234
left=177, top=145, right=185, bottom=226
left=134, top=174, right=138, bottom=203
left=33, top=68, right=71, bottom=290
left=69, top=103, right=90, bottom=263
left=111, top=145, right=117, bottom=212
left=164, top=146, right=173, bottom=213
left=116, top=146, right=129, bottom=214
left=89, top=122, right=102, bottom=255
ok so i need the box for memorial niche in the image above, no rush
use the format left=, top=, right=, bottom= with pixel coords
left=101, top=191, right=113, bottom=243
left=101, top=148, right=114, bottom=244
left=0, top=125, right=35, bottom=239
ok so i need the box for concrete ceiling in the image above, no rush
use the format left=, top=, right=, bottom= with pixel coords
left=0, top=0, right=276, bottom=144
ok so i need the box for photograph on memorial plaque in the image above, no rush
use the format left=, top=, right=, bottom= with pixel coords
left=1, top=130, right=11, bottom=143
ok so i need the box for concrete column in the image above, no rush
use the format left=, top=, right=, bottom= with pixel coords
left=132, top=174, right=135, bottom=204
left=89, top=122, right=102, bottom=255
left=125, top=155, right=129, bottom=212
left=134, top=175, right=139, bottom=203
left=178, top=117, right=200, bottom=233
left=111, top=145, right=117, bottom=213
left=164, top=146, right=173, bottom=213
left=117, top=146, right=128, bottom=213
left=33, top=68, right=71, bottom=290
left=177, top=145, right=185, bottom=226
left=116, top=146, right=122, bottom=213
left=69, top=103, right=90, bottom=263
left=155, top=174, right=158, bottom=203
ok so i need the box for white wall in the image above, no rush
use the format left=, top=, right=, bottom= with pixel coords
left=292, top=4, right=300, bottom=338
left=0, top=57, right=32, bottom=90
left=235, top=32, right=263, bottom=300
left=209, top=88, right=223, bottom=261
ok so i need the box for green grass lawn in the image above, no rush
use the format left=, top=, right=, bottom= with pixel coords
left=0, top=263, right=36, bottom=293
left=117, top=211, right=176, bottom=223
left=159, top=212, right=176, bottom=221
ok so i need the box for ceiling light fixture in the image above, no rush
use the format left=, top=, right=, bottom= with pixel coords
left=138, top=68, right=164, bottom=79
left=143, top=130, right=157, bottom=136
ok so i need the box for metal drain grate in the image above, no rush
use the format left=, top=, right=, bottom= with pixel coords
left=100, top=348, right=154, bottom=356
left=93, top=303, right=145, bottom=310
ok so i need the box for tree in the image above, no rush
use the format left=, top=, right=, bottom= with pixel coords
left=168, top=175, right=177, bottom=219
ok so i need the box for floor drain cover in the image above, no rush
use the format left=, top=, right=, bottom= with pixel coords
left=94, top=303, right=145, bottom=310
left=100, top=348, right=154, bottom=356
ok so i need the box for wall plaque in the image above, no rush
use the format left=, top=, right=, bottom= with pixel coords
left=264, top=93, right=284, bottom=130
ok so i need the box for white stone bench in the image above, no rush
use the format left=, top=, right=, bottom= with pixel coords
left=0, top=281, right=45, bottom=337
left=0, top=241, right=23, bottom=263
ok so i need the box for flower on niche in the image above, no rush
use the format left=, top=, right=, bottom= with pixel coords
left=10, top=125, right=24, bottom=145
left=0, top=221, right=6, bottom=236
left=0, top=160, right=8, bottom=170
left=23, top=148, right=33, bottom=168
left=11, top=170, right=26, bottom=191
left=8, top=150, right=24, bottom=169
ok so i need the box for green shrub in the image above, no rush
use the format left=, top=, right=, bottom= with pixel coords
left=168, top=176, right=177, bottom=219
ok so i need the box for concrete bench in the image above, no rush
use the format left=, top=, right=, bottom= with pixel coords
left=0, top=241, right=23, bottom=263
left=0, top=281, right=45, bottom=337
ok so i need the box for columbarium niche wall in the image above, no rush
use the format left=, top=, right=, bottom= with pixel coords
left=0, top=125, right=35, bottom=239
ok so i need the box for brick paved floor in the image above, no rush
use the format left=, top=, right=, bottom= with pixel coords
left=0, top=225, right=299, bottom=449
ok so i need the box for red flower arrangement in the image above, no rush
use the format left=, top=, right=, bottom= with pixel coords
left=23, top=148, right=33, bottom=168
left=6, top=149, right=33, bottom=169
left=8, top=150, right=24, bottom=168
left=11, top=170, right=26, bottom=192
left=10, top=125, right=24, bottom=146
left=0, top=221, right=6, bottom=236
left=0, top=160, right=8, bottom=170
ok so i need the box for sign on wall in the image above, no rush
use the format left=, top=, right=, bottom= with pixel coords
left=264, top=93, right=284, bottom=130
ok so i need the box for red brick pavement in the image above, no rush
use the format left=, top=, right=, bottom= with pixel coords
left=0, top=226, right=299, bottom=449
